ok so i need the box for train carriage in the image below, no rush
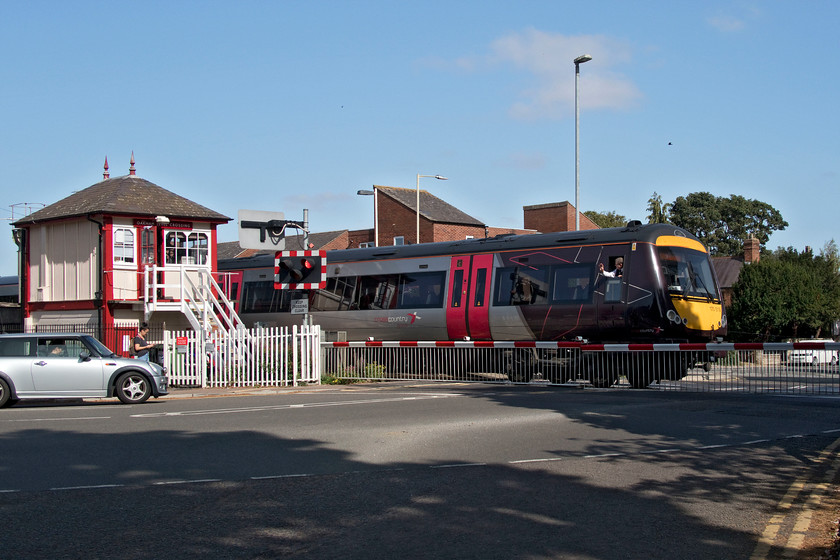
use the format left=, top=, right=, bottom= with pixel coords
left=221, top=221, right=726, bottom=347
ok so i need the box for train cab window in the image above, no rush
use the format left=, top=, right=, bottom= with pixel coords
left=493, top=267, right=548, bottom=306
left=551, top=265, right=592, bottom=302
left=398, top=271, right=445, bottom=309
left=658, top=247, right=719, bottom=300
left=604, top=279, right=622, bottom=303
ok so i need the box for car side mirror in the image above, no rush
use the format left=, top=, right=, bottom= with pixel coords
left=79, top=350, right=91, bottom=362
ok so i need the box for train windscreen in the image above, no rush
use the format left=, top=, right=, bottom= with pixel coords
left=658, top=247, right=719, bottom=301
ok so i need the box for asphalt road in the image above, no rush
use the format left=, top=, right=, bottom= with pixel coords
left=0, top=383, right=838, bottom=559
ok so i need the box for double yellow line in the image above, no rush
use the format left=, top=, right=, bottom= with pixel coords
left=750, top=436, right=840, bottom=559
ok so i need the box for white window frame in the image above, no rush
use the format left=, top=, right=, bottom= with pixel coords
left=113, top=227, right=136, bottom=268
left=393, top=236, right=405, bottom=246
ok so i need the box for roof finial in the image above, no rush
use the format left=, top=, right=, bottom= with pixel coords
left=103, top=156, right=110, bottom=179
left=129, top=151, right=136, bottom=176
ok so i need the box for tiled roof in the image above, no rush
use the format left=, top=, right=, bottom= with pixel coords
left=712, top=256, right=745, bottom=289
left=216, top=230, right=349, bottom=258
left=375, top=186, right=484, bottom=226
left=13, top=175, right=230, bottom=226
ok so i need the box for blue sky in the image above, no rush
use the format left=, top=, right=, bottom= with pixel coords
left=1, top=1, right=838, bottom=275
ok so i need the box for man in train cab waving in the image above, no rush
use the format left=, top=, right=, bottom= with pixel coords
left=599, top=257, right=624, bottom=278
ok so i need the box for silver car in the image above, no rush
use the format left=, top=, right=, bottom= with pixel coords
left=0, top=333, right=168, bottom=407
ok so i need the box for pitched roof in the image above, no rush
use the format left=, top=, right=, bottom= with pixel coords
left=712, top=256, right=745, bottom=289
left=375, top=186, right=484, bottom=226
left=13, top=174, right=230, bottom=226
left=216, top=230, right=349, bottom=258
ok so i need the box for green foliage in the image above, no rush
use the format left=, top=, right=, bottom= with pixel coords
left=583, top=210, right=627, bottom=228
left=669, top=192, right=788, bottom=256
left=729, top=248, right=840, bottom=341
left=646, top=192, right=671, bottom=224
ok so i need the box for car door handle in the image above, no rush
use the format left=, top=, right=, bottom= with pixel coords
left=35, top=361, right=48, bottom=366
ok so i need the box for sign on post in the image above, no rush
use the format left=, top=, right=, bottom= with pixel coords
left=274, top=250, right=327, bottom=289
left=290, top=298, right=309, bottom=314
left=238, top=209, right=286, bottom=251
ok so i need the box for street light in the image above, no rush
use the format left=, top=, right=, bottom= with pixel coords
left=416, top=174, right=447, bottom=244
left=356, top=187, right=378, bottom=247
left=574, top=53, right=592, bottom=231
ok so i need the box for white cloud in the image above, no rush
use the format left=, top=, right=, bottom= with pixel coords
left=707, top=15, right=745, bottom=32
left=447, top=28, right=642, bottom=121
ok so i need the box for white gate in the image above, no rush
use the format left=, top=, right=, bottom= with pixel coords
left=164, top=325, right=321, bottom=387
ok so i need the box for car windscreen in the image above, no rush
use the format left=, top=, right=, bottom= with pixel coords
left=82, top=335, right=116, bottom=358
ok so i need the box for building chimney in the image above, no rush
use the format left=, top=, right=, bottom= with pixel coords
left=103, top=156, right=109, bottom=179
left=129, top=151, right=136, bottom=176
left=744, top=237, right=760, bottom=264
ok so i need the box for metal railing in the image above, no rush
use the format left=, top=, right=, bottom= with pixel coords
left=321, top=341, right=840, bottom=395
left=165, top=324, right=321, bottom=388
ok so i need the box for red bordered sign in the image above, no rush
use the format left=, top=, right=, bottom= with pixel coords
left=274, top=250, right=327, bottom=289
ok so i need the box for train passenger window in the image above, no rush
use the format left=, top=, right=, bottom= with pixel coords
left=356, top=275, right=398, bottom=310
left=240, top=281, right=299, bottom=313
left=493, top=267, right=548, bottom=306
left=398, top=272, right=445, bottom=309
left=551, top=265, right=593, bottom=302
left=313, top=277, right=357, bottom=311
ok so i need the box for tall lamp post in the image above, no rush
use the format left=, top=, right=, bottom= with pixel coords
left=574, top=54, right=592, bottom=231
left=356, top=187, right=378, bottom=247
left=416, top=174, right=447, bottom=244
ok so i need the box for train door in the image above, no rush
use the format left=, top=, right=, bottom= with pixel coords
left=596, top=252, right=628, bottom=335
left=446, top=254, right=493, bottom=340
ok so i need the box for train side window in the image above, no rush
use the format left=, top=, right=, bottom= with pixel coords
left=313, top=277, right=357, bottom=311
left=604, top=279, right=622, bottom=303
left=493, top=267, right=548, bottom=306
left=398, top=271, right=445, bottom=309
left=551, top=265, right=592, bottom=302
left=240, top=281, right=295, bottom=313
left=356, top=275, right=398, bottom=310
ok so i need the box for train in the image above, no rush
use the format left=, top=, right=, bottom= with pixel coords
left=219, top=221, right=727, bottom=345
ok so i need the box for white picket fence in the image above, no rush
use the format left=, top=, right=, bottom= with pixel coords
left=163, top=325, right=321, bottom=387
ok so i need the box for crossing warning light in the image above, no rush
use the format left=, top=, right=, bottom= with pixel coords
left=274, top=250, right=327, bottom=289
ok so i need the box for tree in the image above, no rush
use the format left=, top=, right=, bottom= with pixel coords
left=669, top=192, right=788, bottom=256
left=646, top=192, right=671, bottom=224
left=583, top=210, right=627, bottom=228
left=729, top=247, right=840, bottom=341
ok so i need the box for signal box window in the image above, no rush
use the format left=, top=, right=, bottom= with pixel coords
left=113, top=228, right=135, bottom=265
left=165, top=232, right=187, bottom=264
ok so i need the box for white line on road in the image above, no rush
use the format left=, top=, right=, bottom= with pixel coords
left=131, top=394, right=462, bottom=418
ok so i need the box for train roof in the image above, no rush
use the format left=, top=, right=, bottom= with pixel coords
left=218, top=222, right=706, bottom=270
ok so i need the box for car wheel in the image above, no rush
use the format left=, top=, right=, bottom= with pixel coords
left=0, top=378, right=10, bottom=408
left=115, top=372, right=152, bottom=404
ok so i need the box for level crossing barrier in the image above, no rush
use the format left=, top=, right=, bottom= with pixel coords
left=320, top=340, right=840, bottom=395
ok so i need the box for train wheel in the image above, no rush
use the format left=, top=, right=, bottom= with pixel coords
left=584, top=354, right=615, bottom=388
left=506, top=349, right=534, bottom=383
